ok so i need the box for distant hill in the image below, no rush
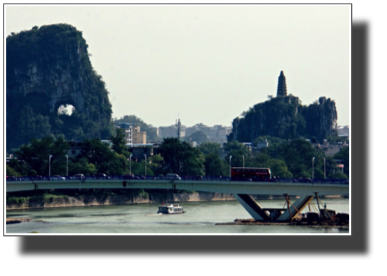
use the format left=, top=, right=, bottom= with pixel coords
left=113, top=115, right=159, bottom=142
left=183, top=130, right=211, bottom=144
left=228, top=95, right=338, bottom=143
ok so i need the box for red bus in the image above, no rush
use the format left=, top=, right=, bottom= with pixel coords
left=231, top=167, right=272, bottom=181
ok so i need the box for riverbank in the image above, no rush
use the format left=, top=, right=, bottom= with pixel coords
left=6, top=189, right=345, bottom=210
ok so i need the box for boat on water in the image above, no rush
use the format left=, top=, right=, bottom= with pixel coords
left=157, top=203, right=185, bottom=214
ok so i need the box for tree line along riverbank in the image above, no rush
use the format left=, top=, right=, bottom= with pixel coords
left=6, top=188, right=344, bottom=210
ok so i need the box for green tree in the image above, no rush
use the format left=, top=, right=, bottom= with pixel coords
left=13, top=137, right=70, bottom=176
left=264, top=139, right=326, bottom=178
left=333, top=146, right=349, bottom=177
left=15, top=137, right=51, bottom=176
left=50, top=138, right=71, bottom=175
left=223, top=141, right=251, bottom=167
left=130, top=160, right=154, bottom=176
left=204, top=153, right=224, bottom=177
left=249, top=153, right=292, bottom=178
left=148, top=154, right=164, bottom=176
left=197, top=142, right=222, bottom=155
left=110, top=128, right=129, bottom=156
left=77, top=138, right=116, bottom=174
left=6, top=164, right=22, bottom=177
left=68, top=157, right=97, bottom=176
left=158, top=138, right=205, bottom=176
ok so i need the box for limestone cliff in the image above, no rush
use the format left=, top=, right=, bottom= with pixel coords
left=228, top=95, right=338, bottom=143
left=6, top=24, right=114, bottom=151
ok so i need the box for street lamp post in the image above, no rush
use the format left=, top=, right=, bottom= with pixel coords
left=323, top=157, right=326, bottom=179
left=229, top=155, right=232, bottom=178
left=144, top=154, right=147, bottom=177
left=129, top=154, right=133, bottom=175
left=242, top=155, right=245, bottom=168
left=65, top=154, right=68, bottom=177
left=312, top=157, right=315, bottom=179
left=49, top=155, right=53, bottom=178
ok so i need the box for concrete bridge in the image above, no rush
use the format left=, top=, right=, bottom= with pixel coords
left=6, top=179, right=349, bottom=222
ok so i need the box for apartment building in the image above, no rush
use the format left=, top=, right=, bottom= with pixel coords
left=115, top=123, right=146, bottom=145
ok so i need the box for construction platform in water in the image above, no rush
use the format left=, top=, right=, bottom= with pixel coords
left=216, top=217, right=349, bottom=229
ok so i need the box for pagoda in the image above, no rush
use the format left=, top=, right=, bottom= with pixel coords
left=276, top=71, right=287, bottom=97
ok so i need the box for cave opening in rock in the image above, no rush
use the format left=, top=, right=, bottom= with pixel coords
left=58, top=104, right=75, bottom=116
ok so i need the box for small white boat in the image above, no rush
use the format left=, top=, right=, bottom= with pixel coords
left=157, top=203, right=185, bottom=214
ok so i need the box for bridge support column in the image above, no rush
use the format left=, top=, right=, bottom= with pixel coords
left=277, top=195, right=315, bottom=221
left=233, top=194, right=270, bottom=221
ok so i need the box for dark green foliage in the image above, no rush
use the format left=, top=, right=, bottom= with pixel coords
left=197, top=142, right=222, bottom=156
left=68, top=158, right=97, bottom=176
left=223, top=140, right=251, bottom=167
left=13, top=137, right=69, bottom=176
left=110, top=128, right=130, bottom=157
left=204, top=153, right=224, bottom=177
left=6, top=24, right=114, bottom=152
left=6, top=164, right=22, bottom=177
left=333, top=146, right=349, bottom=177
left=158, top=138, right=205, bottom=176
left=228, top=96, right=337, bottom=144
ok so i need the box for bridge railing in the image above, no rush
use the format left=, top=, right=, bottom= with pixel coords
left=7, top=174, right=349, bottom=185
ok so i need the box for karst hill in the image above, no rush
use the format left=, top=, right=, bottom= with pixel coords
left=227, top=71, right=338, bottom=143
left=6, top=24, right=114, bottom=151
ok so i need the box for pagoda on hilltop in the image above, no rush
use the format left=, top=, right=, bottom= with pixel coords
left=276, top=71, right=287, bottom=97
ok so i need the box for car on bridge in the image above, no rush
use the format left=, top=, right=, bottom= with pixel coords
left=50, top=175, right=66, bottom=181
left=95, top=173, right=110, bottom=180
left=165, top=173, right=181, bottom=180
left=123, top=174, right=134, bottom=179
left=72, top=174, right=85, bottom=180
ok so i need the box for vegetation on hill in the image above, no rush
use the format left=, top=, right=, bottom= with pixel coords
left=228, top=96, right=338, bottom=143
left=6, top=24, right=114, bottom=152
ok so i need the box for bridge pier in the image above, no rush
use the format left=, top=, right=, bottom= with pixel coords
left=234, top=193, right=315, bottom=222
left=234, top=194, right=270, bottom=220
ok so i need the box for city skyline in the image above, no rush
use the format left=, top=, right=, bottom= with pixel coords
left=5, top=4, right=350, bottom=128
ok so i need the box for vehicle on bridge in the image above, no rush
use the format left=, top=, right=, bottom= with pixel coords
left=231, top=167, right=272, bottom=181
left=71, top=174, right=85, bottom=180
left=165, top=173, right=181, bottom=180
left=50, top=175, right=66, bottom=181
left=95, top=173, right=110, bottom=180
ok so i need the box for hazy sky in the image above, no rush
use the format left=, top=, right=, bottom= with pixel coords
left=5, top=4, right=350, bottom=128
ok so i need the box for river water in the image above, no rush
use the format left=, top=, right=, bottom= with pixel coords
left=6, top=198, right=349, bottom=234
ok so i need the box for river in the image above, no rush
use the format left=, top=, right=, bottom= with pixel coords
left=6, top=198, right=349, bottom=234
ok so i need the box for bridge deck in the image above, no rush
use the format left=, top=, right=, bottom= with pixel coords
left=6, top=179, right=349, bottom=196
